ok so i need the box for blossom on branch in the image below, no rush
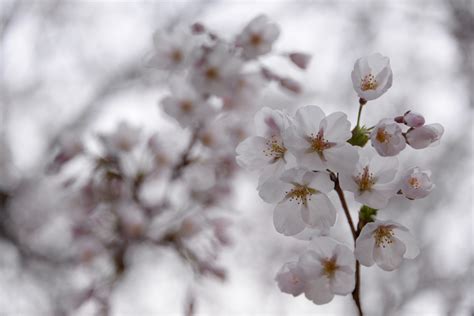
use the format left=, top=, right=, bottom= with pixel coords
left=339, top=147, right=399, bottom=209
left=400, top=167, right=434, bottom=200
left=355, top=219, right=419, bottom=271
left=258, top=168, right=336, bottom=236
left=284, top=105, right=358, bottom=173
left=370, top=118, right=406, bottom=156
left=351, top=53, right=393, bottom=101
left=235, top=14, right=280, bottom=59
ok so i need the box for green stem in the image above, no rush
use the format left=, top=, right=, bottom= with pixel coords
left=356, top=99, right=366, bottom=128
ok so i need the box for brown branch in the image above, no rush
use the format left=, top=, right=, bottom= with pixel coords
left=333, top=174, right=363, bottom=316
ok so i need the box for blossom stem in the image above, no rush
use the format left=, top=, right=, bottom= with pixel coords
left=333, top=175, right=363, bottom=316
left=356, top=98, right=366, bottom=128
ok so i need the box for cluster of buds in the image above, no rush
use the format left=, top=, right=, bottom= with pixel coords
left=47, top=15, right=310, bottom=312
left=236, top=53, right=443, bottom=310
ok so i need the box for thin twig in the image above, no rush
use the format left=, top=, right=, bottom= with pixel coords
left=334, top=176, right=357, bottom=239
left=333, top=174, right=363, bottom=316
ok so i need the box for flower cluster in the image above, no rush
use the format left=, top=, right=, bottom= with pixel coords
left=46, top=15, right=310, bottom=313
left=236, top=53, right=443, bottom=310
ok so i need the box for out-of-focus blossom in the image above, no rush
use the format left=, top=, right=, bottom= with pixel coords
left=355, top=219, right=419, bottom=271
left=340, top=147, right=399, bottom=209
left=258, top=168, right=336, bottom=236
left=351, top=53, right=393, bottom=101
left=288, top=52, right=312, bottom=70
left=235, top=14, right=280, bottom=59
left=400, top=167, right=434, bottom=200
left=275, top=261, right=306, bottom=296
left=191, top=44, right=243, bottom=97
left=161, top=79, right=214, bottom=128
left=299, top=237, right=355, bottom=304
left=99, top=122, right=141, bottom=154
left=222, top=72, right=266, bottom=111
left=183, top=161, right=216, bottom=191
left=284, top=105, right=358, bottom=173
left=236, top=107, right=291, bottom=186
left=149, top=26, right=196, bottom=71
left=406, top=123, right=444, bottom=149
left=116, top=202, right=146, bottom=238
left=370, top=119, right=406, bottom=156
left=47, top=133, right=84, bottom=173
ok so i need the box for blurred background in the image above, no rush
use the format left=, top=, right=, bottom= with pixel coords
left=0, top=0, right=472, bottom=315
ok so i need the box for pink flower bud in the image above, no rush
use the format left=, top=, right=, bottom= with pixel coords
left=406, top=123, right=444, bottom=149
left=403, top=111, right=425, bottom=128
left=191, top=22, right=205, bottom=34
left=394, top=115, right=404, bottom=123
left=279, top=77, right=302, bottom=94
left=289, top=53, right=312, bottom=70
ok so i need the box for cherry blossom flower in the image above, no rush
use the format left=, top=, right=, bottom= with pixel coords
left=351, top=53, right=393, bottom=101
left=236, top=107, right=292, bottom=186
left=191, top=44, right=243, bottom=97
left=148, top=26, right=196, bottom=71
left=275, top=261, right=306, bottom=296
left=236, top=14, right=280, bottom=59
left=355, top=219, right=419, bottom=271
left=161, top=78, right=214, bottom=128
left=298, top=237, right=355, bottom=304
left=370, top=118, right=406, bottom=156
left=99, top=122, right=141, bottom=154
left=284, top=105, right=358, bottom=173
left=406, top=123, right=444, bottom=149
left=339, top=147, right=399, bottom=209
left=400, top=167, right=434, bottom=200
left=258, top=168, right=336, bottom=236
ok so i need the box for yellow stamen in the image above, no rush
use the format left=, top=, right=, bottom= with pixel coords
left=263, top=137, right=286, bottom=161
left=285, top=184, right=317, bottom=206
left=205, top=67, right=219, bottom=80
left=170, top=49, right=183, bottom=63
left=180, top=100, right=193, bottom=113
left=355, top=166, right=375, bottom=191
left=250, top=33, right=263, bottom=46
left=361, top=74, right=378, bottom=91
left=322, top=258, right=338, bottom=279
left=373, top=226, right=395, bottom=248
left=375, top=128, right=390, bottom=143
left=408, top=177, right=420, bottom=188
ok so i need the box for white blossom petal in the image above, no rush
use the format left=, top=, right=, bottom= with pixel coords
left=273, top=199, right=306, bottom=236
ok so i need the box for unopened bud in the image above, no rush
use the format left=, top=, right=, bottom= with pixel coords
left=403, top=111, right=425, bottom=128
left=289, top=52, right=312, bottom=70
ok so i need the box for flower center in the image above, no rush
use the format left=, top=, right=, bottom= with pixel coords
left=309, top=129, right=334, bottom=160
left=360, top=74, right=378, bottom=91
left=355, top=166, right=375, bottom=191
left=322, top=258, right=338, bottom=279
left=291, top=274, right=301, bottom=285
left=285, top=184, right=317, bottom=206
left=250, top=33, right=263, bottom=46
left=263, top=137, right=286, bottom=161
left=170, top=49, right=183, bottom=63
left=408, top=177, right=420, bottom=188
left=205, top=67, right=219, bottom=80
left=375, top=127, right=390, bottom=143
left=373, top=226, right=395, bottom=248
left=180, top=100, right=193, bottom=113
